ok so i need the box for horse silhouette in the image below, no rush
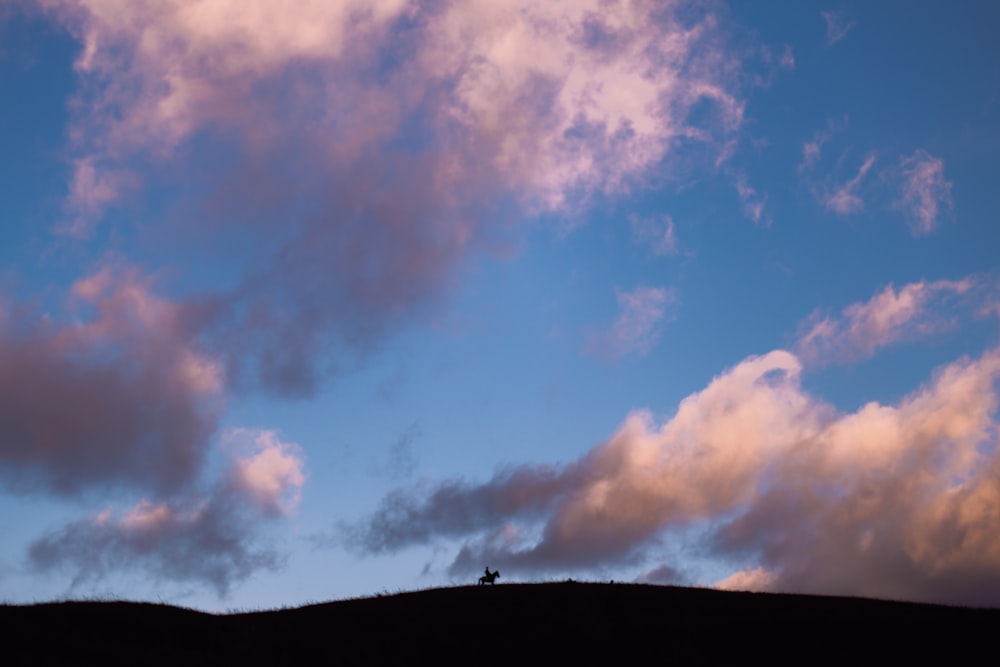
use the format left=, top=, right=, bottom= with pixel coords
left=479, top=569, right=500, bottom=585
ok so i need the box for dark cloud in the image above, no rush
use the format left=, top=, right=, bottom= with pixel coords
left=0, top=268, right=220, bottom=497
left=28, top=428, right=305, bottom=597
left=346, top=465, right=574, bottom=554
left=28, top=495, right=281, bottom=598
left=636, top=564, right=684, bottom=584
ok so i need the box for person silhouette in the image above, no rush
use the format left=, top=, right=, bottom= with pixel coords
left=484, top=565, right=491, bottom=577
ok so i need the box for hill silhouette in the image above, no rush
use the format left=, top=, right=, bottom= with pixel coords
left=3, top=582, right=997, bottom=664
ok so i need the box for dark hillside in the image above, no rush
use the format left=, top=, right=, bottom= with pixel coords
left=4, top=583, right=997, bottom=664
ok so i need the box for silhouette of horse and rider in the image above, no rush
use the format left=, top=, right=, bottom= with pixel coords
left=479, top=566, right=500, bottom=585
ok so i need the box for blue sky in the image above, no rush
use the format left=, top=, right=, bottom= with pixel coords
left=2, top=0, right=1000, bottom=611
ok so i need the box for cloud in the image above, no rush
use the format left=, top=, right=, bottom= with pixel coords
left=34, top=0, right=747, bottom=396
left=821, top=10, right=856, bottom=46
left=637, top=563, right=684, bottom=584
left=798, top=117, right=845, bottom=173
left=349, top=350, right=820, bottom=569
left=894, top=150, right=954, bottom=235
left=824, top=153, right=875, bottom=215
left=752, top=43, right=795, bottom=88
left=40, top=0, right=747, bottom=224
left=348, top=341, right=1000, bottom=606
left=795, top=278, right=975, bottom=367
left=0, top=265, right=222, bottom=496
left=224, top=428, right=306, bottom=517
left=629, top=214, right=680, bottom=256
left=28, top=428, right=305, bottom=597
left=586, top=287, right=674, bottom=359
left=0, top=267, right=307, bottom=597
left=714, top=567, right=777, bottom=592
left=735, top=173, right=768, bottom=224
left=712, top=348, right=1000, bottom=607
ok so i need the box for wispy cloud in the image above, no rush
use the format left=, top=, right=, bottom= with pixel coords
left=798, top=117, right=846, bottom=172
left=894, top=150, right=954, bottom=235
left=821, top=10, right=856, bottom=46
left=753, top=43, right=795, bottom=88
left=586, top=287, right=674, bottom=359
left=735, top=173, right=768, bottom=224
left=795, top=278, right=974, bottom=366
left=824, top=153, right=875, bottom=215
left=629, top=214, right=680, bottom=256
left=348, top=343, right=1000, bottom=606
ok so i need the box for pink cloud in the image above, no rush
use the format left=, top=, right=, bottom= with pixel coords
left=824, top=153, right=875, bottom=215
left=586, top=287, right=674, bottom=359
left=798, top=117, right=845, bottom=173
left=894, top=149, right=953, bottom=235
left=225, top=428, right=306, bottom=517
left=34, top=0, right=747, bottom=396
left=795, top=278, right=974, bottom=366
left=351, top=343, right=1000, bottom=605
left=40, top=0, right=745, bottom=220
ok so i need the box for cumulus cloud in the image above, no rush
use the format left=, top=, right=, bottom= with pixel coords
left=348, top=342, right=1000, bottom=606
left=821, top=10, right=856, bottom=46
left=824, top=153, right=875, bottom=215
left=29, top=428, right=305, bottom=597
left=33, top=0, right=747, bottom=395
left=0, top=265, right=221, bottom=496
left=894, top=150, right=953, bottom=235
left=795, top=278, right=975, bottom=366
left=586, top=287, right=674, bottom=359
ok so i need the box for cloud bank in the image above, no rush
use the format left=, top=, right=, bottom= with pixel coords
left=29, top=428, right=305, bottom=596
left=350, top=288, right=1000, bottom=605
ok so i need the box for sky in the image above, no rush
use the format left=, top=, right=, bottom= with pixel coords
left=1, top=0, right=1000, bottom=612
